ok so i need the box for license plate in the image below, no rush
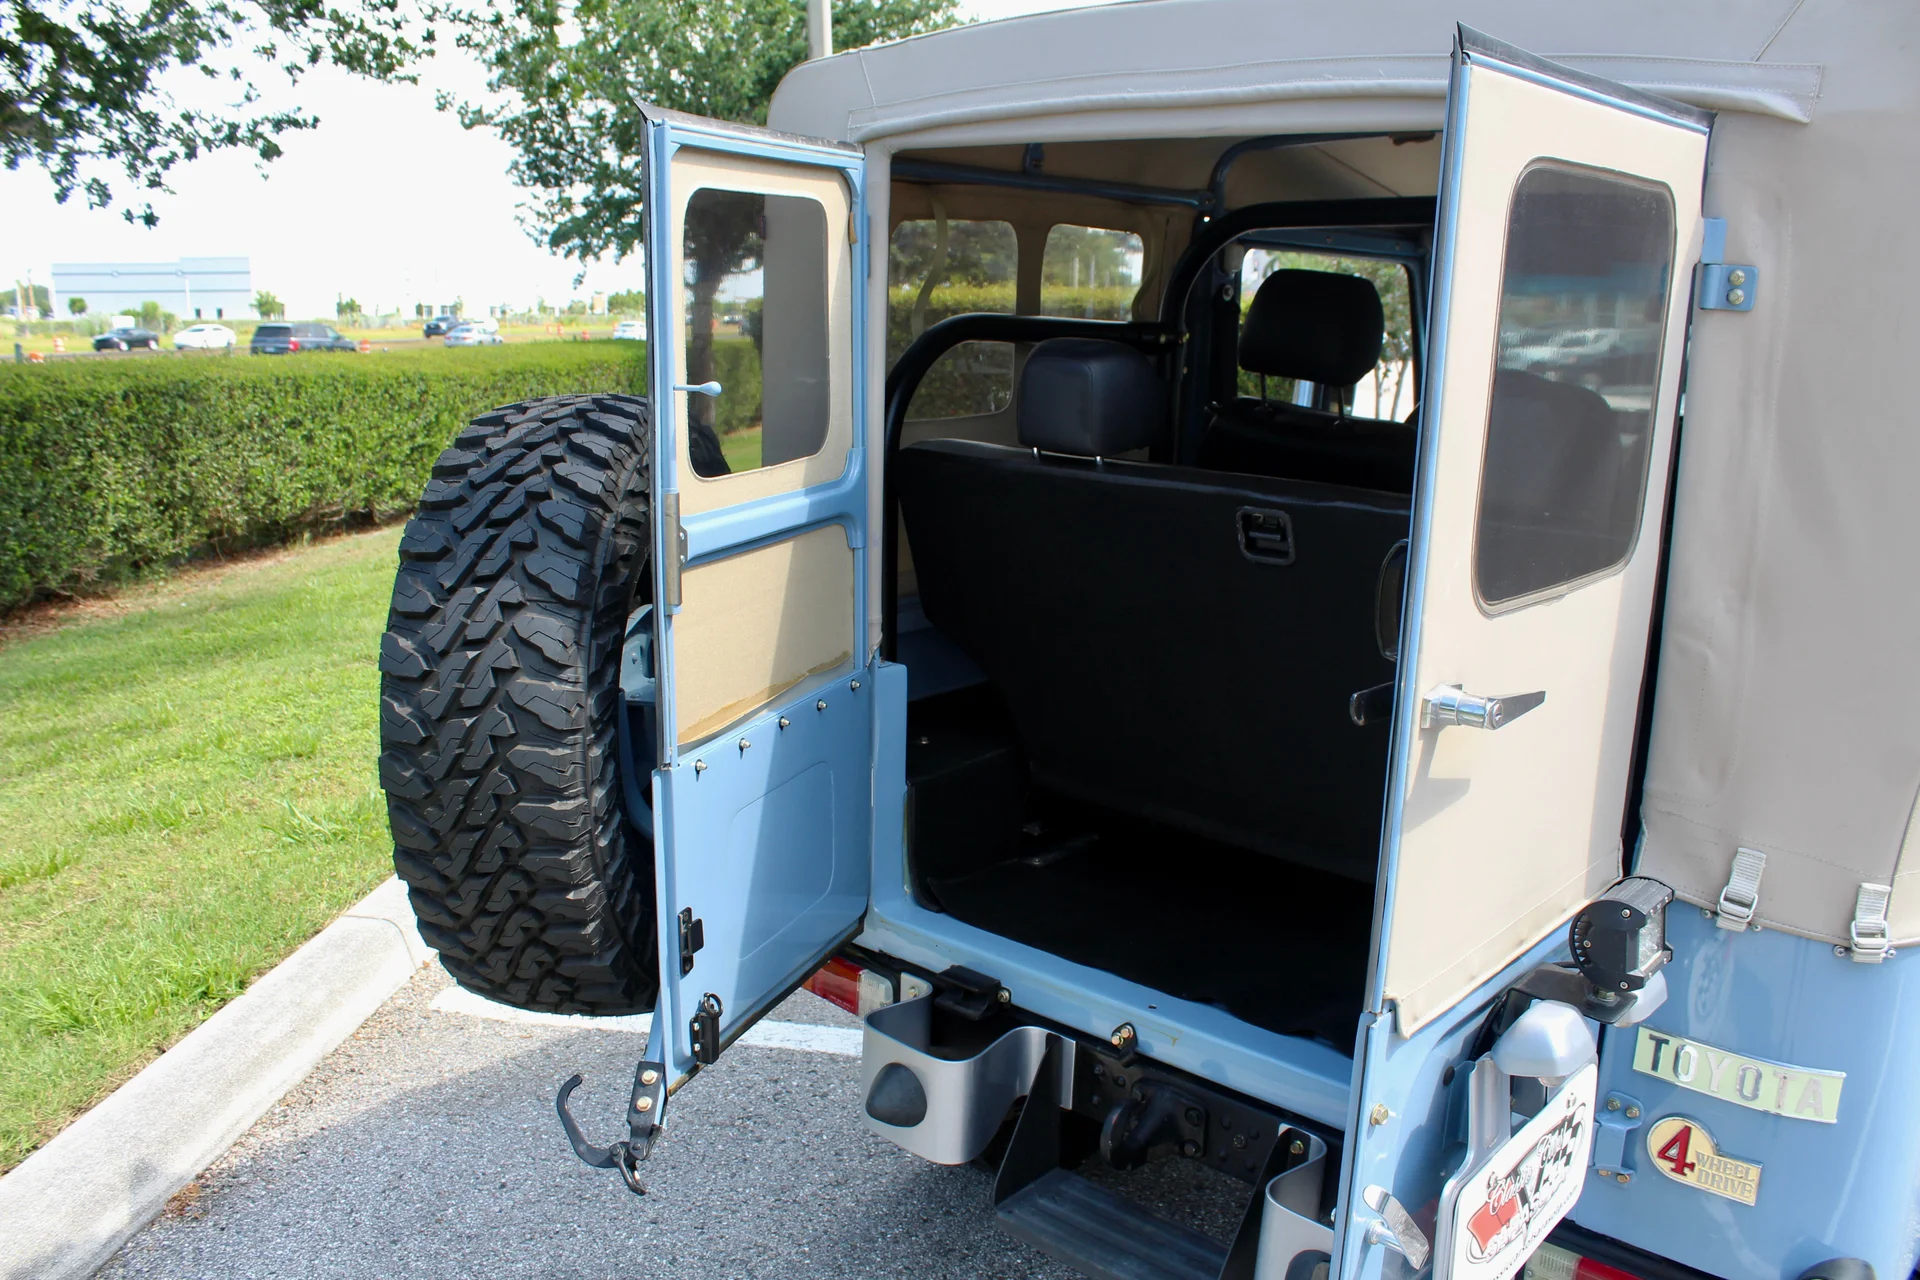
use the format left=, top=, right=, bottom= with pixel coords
left=1437, top=1063, right=1597, bottom=1280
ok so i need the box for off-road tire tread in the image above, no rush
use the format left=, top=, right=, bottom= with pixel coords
left=378, top=393, right=658, bottom=1014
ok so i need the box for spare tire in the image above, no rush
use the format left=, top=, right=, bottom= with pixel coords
left=378, top=393, right=659, bottom=1013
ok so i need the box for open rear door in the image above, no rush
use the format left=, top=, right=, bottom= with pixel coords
left=635, top=107, right=872, bottom=1088
left=1336, top=28, right=1708, bottom=1278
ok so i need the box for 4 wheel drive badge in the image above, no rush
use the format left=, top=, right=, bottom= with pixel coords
left=1646, top=1116, right=1761, bottom=1206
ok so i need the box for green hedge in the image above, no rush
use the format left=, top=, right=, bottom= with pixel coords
left=0, top=343, right=647, bottom=611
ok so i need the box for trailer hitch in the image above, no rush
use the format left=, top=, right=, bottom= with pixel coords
left=555, top=1056, right=667, bottom=1195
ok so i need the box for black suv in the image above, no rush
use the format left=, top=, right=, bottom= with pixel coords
left=251, top=323, right=358, bottom=355
left=423, top=314, right=460, bottom=337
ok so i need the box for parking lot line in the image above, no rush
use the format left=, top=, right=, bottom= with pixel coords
left=428, top=984, right=866, bottom=1056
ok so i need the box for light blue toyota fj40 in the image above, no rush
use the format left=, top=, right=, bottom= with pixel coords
left=378, top=4, right=1920, bottom=1277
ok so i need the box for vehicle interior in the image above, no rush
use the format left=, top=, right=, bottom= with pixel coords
left=883, top=134, right=1444, bottom=1055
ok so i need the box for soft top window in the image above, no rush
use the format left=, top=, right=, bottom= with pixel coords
left=1040, top=225, right=1143, bottom=321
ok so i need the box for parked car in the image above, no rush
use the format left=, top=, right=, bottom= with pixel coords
left=612, top=319, right=648, bottom=341
left=172, top=323, right=237, bottom=350
left=376, top=11, right=1917, bottom=1280
left=92, top=327, right=161, bottom=351
left=424, top=314, right=460, bottom=337
left=1505, top=326, right=1622, bottom=373
left=444, top=323, right=504, bottom=347
left=251, top=322, right=358, bottom=355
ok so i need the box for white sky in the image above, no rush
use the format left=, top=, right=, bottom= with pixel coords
left=1, top=0, right=1119, bottom=321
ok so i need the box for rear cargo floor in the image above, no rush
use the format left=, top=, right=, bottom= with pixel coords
left=927, top=815, right=1374, bottom=1051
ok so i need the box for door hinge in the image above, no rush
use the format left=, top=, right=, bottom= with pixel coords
left=1697, top=217, right=1757, bottom=312
left=690, top=992, right=724, bottom=1065
left=677, top=907, right=705, bottom=976
left=661, top=491, right=685, bottom=610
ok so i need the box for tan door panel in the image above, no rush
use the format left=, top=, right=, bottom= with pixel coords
left=674, top=525, right=856, bottom=747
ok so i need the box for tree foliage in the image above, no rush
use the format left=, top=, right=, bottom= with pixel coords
left=4, top=0, right=434, bottom=224
left=444, top=0, right=959, bottom=266
left=254, top=289, right=284, bottom=318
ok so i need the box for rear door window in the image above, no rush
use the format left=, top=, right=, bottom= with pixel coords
left=1040, top=225, right=1143, bottom=320
left=889, top=218, right=1017, bottom=419
left=1474, top=163, right=1675, bottom=609
left=682, top=185, right=833, bottom=477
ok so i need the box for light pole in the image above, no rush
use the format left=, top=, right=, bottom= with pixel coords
left=807, top=0, right=831, bottom=59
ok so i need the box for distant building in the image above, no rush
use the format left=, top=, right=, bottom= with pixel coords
left=51, top=257, right=253, bottom=321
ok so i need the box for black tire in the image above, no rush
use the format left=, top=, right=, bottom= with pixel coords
left=378, top=393, right=659, bottom=1013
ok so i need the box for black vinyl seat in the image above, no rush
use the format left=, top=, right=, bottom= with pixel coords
left=899, top=338, right=1410, bottom=879
left=1198, top=269, right=1417, bottom=493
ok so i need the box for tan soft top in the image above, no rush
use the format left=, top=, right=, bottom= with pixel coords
left=770, top=0, right=1920, bottom=948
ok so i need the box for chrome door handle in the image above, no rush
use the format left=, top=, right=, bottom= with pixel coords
left=674, top=380, right=723, bottom=397
left=1421, top=684, right=1545, bottom=730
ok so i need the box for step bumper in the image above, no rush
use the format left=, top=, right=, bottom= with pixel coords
left=861, top=995, right=1072, bottom=1164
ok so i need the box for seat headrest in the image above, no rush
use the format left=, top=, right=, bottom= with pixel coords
left=1017, top=338, right=1164, bottom=457
left=1239, top=270, right=1384, bottom=387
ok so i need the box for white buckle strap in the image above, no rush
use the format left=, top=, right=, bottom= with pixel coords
left=1716, top=847, right=1767, bottom=931
left=1849, top=883, right=1894, bottom=963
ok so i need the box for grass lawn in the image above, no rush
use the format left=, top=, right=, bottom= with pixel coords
left=721, top=425, right=764, bottom=474
left=0, top=527, right=402, bottom=1172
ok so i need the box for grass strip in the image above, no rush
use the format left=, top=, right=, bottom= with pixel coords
left=0, top=527, right=402, bottom=1172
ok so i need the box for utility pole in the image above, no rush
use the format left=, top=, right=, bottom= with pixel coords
left=807, top=0, right=832, bottom=59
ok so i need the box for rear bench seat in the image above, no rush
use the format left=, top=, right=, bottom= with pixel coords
left=1198, top=268, right=1417, bottom=493
left=899, top=338, right=1410, bottom=880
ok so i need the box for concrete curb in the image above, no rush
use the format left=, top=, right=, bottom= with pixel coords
left=0, top=876, right=433, bottom=1280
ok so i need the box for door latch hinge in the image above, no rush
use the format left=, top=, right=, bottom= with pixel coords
left=690, top=992, right=724, bottom=1065
left=677, top=907, right=704, bottom=976
left=661, top=491, right=685, bottom=610
left=1697, top=217, right=1757, bottom=312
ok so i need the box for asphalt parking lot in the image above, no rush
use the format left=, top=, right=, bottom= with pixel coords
left=102, top=964, right=1243, bottom=1279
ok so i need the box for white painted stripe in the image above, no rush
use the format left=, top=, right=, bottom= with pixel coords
left=735, top=1021, right=865, bottom=1056
left=430, top=985, right=651, bottom=1032
left=429, top=985, right=864, bottom=1057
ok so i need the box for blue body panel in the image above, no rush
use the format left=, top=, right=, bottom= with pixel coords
left=1574, top=906, right=1920, bottom=1279
left=651, top=666, right=877, bottom=1082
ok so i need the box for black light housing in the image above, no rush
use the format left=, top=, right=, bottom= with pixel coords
left=1569, top=876, right=1674, bottom=993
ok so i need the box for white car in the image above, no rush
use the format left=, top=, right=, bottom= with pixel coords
left=1505, top=326, right=1620, bottom=372
left=173, top=323, right=237, bottom=350
left=612, top=319, right=647, bottom=341
left=444, top=323, right=504, bottom=347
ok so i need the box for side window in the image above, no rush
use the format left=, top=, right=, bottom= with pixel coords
left=683, top=186, right=831, bottom=478
left=889, top=218, right=1017, bottom=420
left=1475, top=163, right=1675, bottom=609
left=1238, top=250, right=1415, bottom=420
left=1040, top=225, right=1143, bottom=320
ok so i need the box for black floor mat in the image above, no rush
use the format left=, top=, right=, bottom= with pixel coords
left=929, top=813, right=1374, bottom=1051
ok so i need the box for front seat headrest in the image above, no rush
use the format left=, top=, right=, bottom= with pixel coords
left=1017, top=337, right=1165, bottom=457
left=1239, top=269, right=1384, bottom=387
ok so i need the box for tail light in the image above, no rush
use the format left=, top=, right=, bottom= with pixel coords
left=803, top=956, right=931, bottom=1017
left=289, top=339, right=300, bottom=351
left=1524, top=1243, right=1645, bottom=1280
left=804, top=957, right=863, bottom=1015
